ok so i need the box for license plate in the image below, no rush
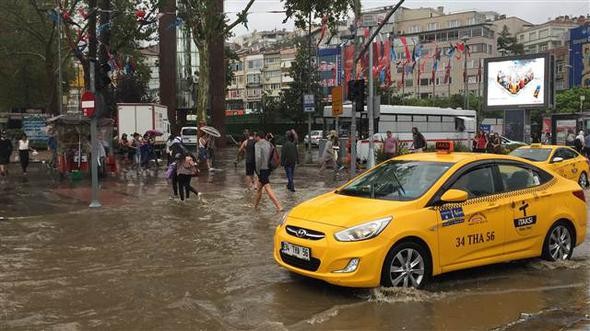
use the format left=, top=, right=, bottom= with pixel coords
left=281, top=242, right=311, bottom=261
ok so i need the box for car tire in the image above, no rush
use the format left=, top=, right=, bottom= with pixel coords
left=381, top=241, right=431, bottom=289
left=542, top=221, right=575, bottom=261
left=578, top=171, right=588, bottom=189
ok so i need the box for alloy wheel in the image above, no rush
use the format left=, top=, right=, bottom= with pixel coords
left=548, top=225, right=572, bottom=260
left=389, top=248, right=425, bottom=288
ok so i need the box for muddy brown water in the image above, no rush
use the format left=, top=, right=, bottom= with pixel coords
left=1, top=149, right=589, bottom=330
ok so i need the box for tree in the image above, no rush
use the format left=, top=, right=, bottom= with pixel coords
left=0, top=0, right=75, bottom=113
left=279, top=39, right=322, bottom=129
left=497, top=25, right=524, bottom=56
left=555, top=87, right=590, bottom=113
left=282, top=0, right=354, bottom=32
left=178, top=0, right=255, bottom=122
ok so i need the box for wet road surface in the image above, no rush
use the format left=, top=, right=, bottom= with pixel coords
left=1, top=148, right=589, bottom=330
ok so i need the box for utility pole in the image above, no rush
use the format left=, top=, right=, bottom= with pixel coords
left=306, top=8, right=313, bottom=163
left=350, top=0, right=361, bottom=177
left=88, top=0, right=100, bottom=208
left=367, top=34, right=375, bottom=168
left=462, top=36, right=469, bottom=110
left=56, top=3, right=63, bottom=114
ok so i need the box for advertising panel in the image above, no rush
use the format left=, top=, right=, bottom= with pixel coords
left=484, top=54, right=550, bottom=110
left=569, top=25, right=590, bottom=88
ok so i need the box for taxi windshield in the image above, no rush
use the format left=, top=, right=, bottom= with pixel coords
left=337, top=161, right=452, bottom=201
left=510, top=148, right=552, bottom=162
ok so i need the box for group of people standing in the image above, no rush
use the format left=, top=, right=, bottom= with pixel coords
left=472, top=131, right=503, bottom=154
left=118, top=132, right=157, bottom=169
left=0, top=131, right=37, bottom=176
left=566, top=130, right=590, bottom=157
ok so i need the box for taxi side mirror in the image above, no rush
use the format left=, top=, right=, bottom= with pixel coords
left=440, top=189, right=469, bottom=203
left=551, top=157, right=564, bottom=163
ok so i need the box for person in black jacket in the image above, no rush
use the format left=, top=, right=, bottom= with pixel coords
left=281, top=130, right=299, bottom=192
left=0, top=130, right=12, bottom=176
left=411, top=127, right=426, bottom=152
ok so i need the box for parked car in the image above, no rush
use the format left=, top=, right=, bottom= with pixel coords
left=180, top=126, right=199, bottom=146
left=304, top=130, right=324, bottom=146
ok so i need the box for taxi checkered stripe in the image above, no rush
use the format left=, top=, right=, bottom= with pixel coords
left=434, top=178, right=557, bottom=210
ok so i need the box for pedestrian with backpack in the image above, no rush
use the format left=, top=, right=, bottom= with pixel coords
left=254, top=131, right=282, bottom=212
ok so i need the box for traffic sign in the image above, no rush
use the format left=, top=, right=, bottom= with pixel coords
left=81, top=91, right=96, bottom=117
left=303, top=94, right=315, bottom=113
left=332, top=86, right=343, bottom=117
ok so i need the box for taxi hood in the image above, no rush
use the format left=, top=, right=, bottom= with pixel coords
left=288, top=191, right=412, bottom=228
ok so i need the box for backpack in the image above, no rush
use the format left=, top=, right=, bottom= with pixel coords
left=268, top=145, right=280, bottom=171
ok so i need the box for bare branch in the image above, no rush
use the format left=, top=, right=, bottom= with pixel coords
left=225, top=0, right=255, bottom=33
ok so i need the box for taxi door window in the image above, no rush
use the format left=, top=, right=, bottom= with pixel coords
left=450, top=166, right=496, bottom=198
left=554, top=148, right=577, bottom=161
left=497, top=164, right=543, bottom=192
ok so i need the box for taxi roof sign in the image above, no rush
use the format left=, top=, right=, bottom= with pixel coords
left=435, top=141, right=454, bottom=154
left=530, top=143, right=542, bottom=148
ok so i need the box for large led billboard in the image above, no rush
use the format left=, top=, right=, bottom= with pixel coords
left=484, top=54, right=550, bottom=110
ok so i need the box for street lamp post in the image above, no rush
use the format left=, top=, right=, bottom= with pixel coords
left=462, top=36, right=469, bottom=110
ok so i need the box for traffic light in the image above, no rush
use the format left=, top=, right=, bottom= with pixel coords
left=347, top=79, right=365, bottom=112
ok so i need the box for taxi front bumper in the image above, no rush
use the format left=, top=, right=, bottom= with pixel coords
left=273, top=219, right=388, bottom=288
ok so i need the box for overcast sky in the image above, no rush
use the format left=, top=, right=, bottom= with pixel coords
left=225, top=0, right=590, bottom=38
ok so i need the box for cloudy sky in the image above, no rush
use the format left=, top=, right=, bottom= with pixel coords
left=225, top=0, right=590, bottom=38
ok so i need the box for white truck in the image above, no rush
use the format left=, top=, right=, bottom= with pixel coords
left=117, top=103, right=170, bottom=145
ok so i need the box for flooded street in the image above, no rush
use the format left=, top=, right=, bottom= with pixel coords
left=1, top=148, right=589, bottom=330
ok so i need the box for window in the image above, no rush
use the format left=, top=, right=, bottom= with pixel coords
left=498, top=165, right=542, bottom=192
left=247, top=59, right=263, bottom=70
left=459, top=29, right=471, bottom=39
left=406, top=79, right=414, bottom=87
left=428, top=22, right=439, bottom=31
left=529, top=31, right=537, bottom=41
left=420, top=78, right=430, bottom=86
left=471, top=27, right=483, bottom=37
left=448, top=30, right=459, bottom=40
left=337, top=161, right=452, bottom=201
left=436, top=32, right=448, bottom=42
left=540, top=44, right=548, bottom=51
left=448, top=20, right=460, bottom=28
left=519, top=34, right=525, bottom=41
left=467, top=17, right=477, bottom=25
left=451, top=166, right=496, bottom=198
left=510, top=148, right=552, bottom=162
left=468, top=75, right=477, bottom=84
left=556, top=61, right=564, bottom=73
left=539, top=29, right=549, bottom=39
left=553, top=148, right=579, bottom=161
left=408, top=25, right=422, bottom=33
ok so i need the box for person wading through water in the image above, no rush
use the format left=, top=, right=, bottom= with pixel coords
left=254, top=132, right=282, bottom=211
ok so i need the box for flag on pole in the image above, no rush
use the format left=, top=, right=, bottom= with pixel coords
left=444, top=59, right=452, bottom=84
left=400, top=37, right=412, bottom=62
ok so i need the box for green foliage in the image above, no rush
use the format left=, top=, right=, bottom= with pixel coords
left=497, top=25, right=525, bottom=56
left=281, top=0, right=356, bottom=33
left=555, top=87, right=590, bottom=113
left=0, top=0, right=73, bottom=113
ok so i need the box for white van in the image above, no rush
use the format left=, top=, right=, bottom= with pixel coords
left=180, top=126, right=199, bottom=145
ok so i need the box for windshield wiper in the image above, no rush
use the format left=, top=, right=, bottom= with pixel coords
left=390, top=171, right=406, bottom=195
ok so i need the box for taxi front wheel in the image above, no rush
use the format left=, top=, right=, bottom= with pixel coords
left=381, top=241, right=432, bottom=289
left=542, top=222, right=574, bottom=261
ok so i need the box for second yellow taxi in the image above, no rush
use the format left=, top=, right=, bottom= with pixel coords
left=510, top=144, right=590, bottom=188
left=274, top=143, right=587, bottom=288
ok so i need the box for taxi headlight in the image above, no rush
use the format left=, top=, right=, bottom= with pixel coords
left=334, top=217, right=392, bottom=242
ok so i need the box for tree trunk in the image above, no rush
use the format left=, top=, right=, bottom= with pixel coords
left=209, top=0, right=226, bottom=146
left=196, top=40, right=209, bottom=123
left=159, top=0, right=178, bottom=134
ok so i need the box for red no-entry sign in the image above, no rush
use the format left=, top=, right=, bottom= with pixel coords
left=81, top=91, right=96, bottom=117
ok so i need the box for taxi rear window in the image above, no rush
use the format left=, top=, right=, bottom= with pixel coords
left=510, top=148, right=552, bottom=162
left=182, top=128, right=198, bottom=136
left=337, top=161, right=452, bottom=201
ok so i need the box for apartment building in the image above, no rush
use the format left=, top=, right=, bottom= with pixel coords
left=390, top=8, right=531, bottom=99
left=516, top=18, right=579, bottom=54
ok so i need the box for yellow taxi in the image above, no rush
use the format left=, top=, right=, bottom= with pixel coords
left=510, top=144, right=590, bottom=188
left=274, top=143, right=587, bottom=288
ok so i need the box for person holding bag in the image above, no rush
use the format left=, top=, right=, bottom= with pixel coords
left=176, top=154, right=200, bottom=202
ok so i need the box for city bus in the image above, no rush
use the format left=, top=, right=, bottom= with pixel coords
left=323, top=104, right=477, bottom=162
